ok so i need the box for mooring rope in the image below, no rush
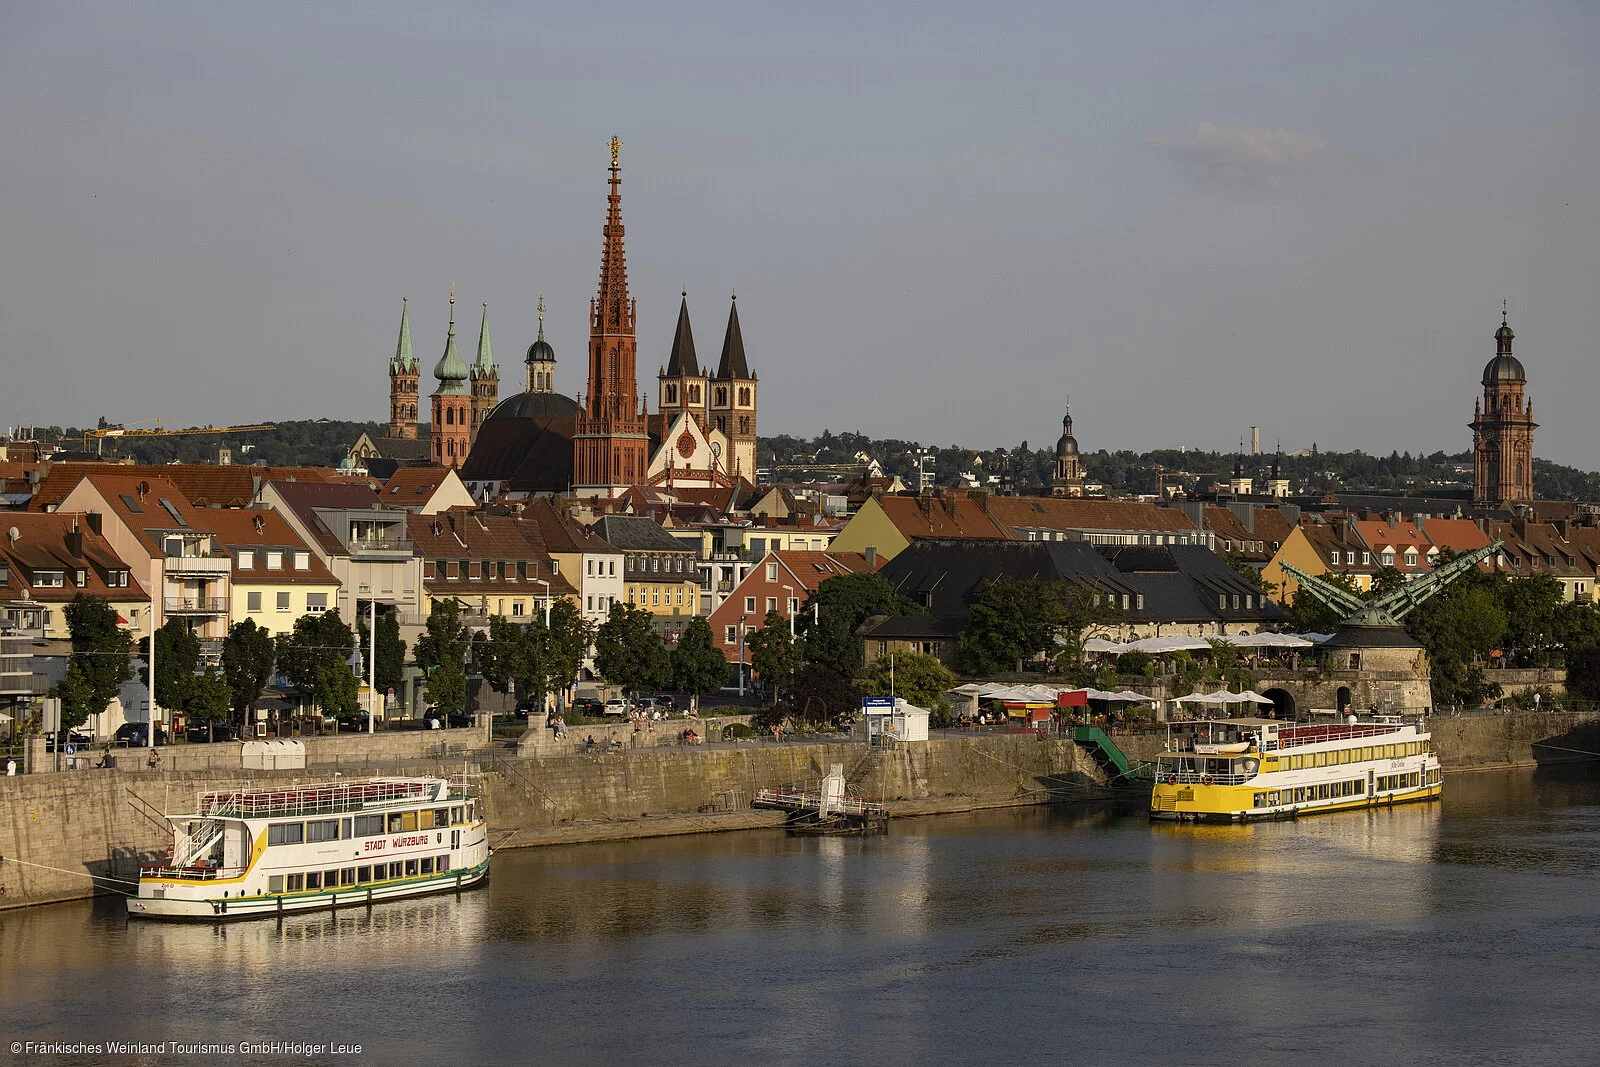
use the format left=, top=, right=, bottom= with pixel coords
left=0, top=855, right=138, bottom=894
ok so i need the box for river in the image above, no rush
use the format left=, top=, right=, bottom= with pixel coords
left=2, top=765, right=1598, bottom=1066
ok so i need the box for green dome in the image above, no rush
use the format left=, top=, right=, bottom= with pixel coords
left=432, top=299, right=470, bottom=395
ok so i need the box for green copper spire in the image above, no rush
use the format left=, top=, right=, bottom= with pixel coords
left=391, top=297, right=415, bottom=372
left=432, top=287, right=470, bottom=395
left=474, top=302, right=496, bottom=374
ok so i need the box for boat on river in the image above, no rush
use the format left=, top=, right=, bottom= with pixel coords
left=1149, top=716, right=1441, bottom=823
left=126, top=776, right=490, bottom=920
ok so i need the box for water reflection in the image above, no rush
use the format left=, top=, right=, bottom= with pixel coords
left=0, top=766, right=1597, bottom=1067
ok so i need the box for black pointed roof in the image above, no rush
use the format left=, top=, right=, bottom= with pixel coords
left=665, top=294, right=699, bottom=376
left=714, top=296, right=750, bottom=380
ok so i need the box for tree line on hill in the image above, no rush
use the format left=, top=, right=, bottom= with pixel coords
left=759, top=430, right=1600, bottom=500
left=35, top=419, right=384, bottom=467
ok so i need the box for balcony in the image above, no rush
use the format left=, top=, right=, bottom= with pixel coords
left=164, top=597, right=230, bottom=615
left=0, top=672, right=49, bottom=696
left=164, top=555, right=232, bottom=575
left=346, top=535, right=414, bottom=561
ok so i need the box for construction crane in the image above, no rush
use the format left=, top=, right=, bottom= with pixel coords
left=82, top=420, right=276, bottom=456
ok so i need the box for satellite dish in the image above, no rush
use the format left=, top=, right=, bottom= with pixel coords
left=7, top=527, right=18, bottom=545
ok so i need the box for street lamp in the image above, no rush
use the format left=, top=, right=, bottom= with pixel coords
left=738, top=615, right=747, bottom=698
left=530, top=578, right=552, bottom=629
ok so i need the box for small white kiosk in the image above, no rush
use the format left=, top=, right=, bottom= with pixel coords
left=862, top=697, right=930, bottom=746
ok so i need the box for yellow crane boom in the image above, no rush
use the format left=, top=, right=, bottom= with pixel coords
left=82, top=423, right=276, bottom=454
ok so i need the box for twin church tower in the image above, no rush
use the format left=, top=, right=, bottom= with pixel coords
left=383, top=138, right=758, bottom=492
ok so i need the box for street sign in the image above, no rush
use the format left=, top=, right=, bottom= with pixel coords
left=64, top=744, right=76, bottom=757
left=862, top=696, right=894, bottom=709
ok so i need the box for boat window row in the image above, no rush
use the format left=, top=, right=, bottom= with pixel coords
left=267, top=855, right=453, bottom=894
left=265, top=805, right=472, bottom=846
left=1377, top=771, right=1428, bottom=791
left=1278, top=741, right=1427, bottom=771
left=1254, top=779, right=1366, bottom=807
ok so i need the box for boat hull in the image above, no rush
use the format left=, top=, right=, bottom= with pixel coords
left=1149, top=782, right=1442, bottom=823
left=126, top=858, right=490, bottom=921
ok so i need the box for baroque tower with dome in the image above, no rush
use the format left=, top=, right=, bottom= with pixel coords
left=1470, top=306, right=1537, bottom=510
left=1051, top=399, right=1085, bottom=497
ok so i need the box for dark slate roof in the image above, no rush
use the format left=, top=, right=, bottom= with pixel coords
left=592, top=515, right=693, bottom=553
left=665, top=294, right=699, bottom=377
left=858, top=615, right=968, bottom=640
left=458, top=415, right=576, bottom=493
left=1326, top=492, right=1473, bottom=517
left=373, top=435, right=431, bottom=462
left=485, top=391, right=581, bottom=420
left=714, top=297, right=749, bottom=380
left=1321, top=625, right=1423, bottom=649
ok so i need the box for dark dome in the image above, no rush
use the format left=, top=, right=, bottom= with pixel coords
left=1056, top=433, right=1078, bottom=457
left=526, top=338, right=555, bottom=362
left=1482, top=354, right=1526, bottom=386
left=485, top=390, right=580, bottom=420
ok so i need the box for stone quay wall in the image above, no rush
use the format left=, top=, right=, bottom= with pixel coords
left=0, top=734, right=1100, bottom=913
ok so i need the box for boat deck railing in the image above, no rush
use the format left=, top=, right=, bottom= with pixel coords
left=752, top=787, right=885, bottom=816
left=197, top=779, right=440, bottom=819
left=1268, top=722, right=1412, bottom=751
left=1157, top=770, right=1255, bottom=786
left=138, top=861, right=247, bottom=881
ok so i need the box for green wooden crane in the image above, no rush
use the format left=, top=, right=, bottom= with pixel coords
left=1279, top=542, right=1501, bottom=628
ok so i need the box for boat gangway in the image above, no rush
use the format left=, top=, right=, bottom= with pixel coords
left=752, top=787, right=886, bottom=818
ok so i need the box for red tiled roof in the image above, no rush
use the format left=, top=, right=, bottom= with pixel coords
left=984, top=496, right=1196, bottom=536
left=0, top=511, right=148, bottom=605
left=878, top=495, right=1010, bottom=540
left=203, top=509, right=337, bottom=584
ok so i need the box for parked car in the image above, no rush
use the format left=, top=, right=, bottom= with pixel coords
left=602, top=698, right=627, bottom=716
left=186, top=722, right=238, bottom=743
left=574, top=698, right=606, bottom=717
left=336, top=711, right=374, bottom=732
left=113, top=723, right=168, bottom=746
left=45, top=728, right=93, bottom=751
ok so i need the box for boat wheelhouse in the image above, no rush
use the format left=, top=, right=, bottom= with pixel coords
left=1149, top=716, right=1441, bottom=823
left=127, top=776, right=490, bottom=920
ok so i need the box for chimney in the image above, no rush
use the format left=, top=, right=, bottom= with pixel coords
left=864, top=546, right=877, bottom=567
left=917, top=496, right=934, bottom=520
left=65, top=526, right=83, bottom=557
left=86, top=512, right=102, bottom=535
left=1278, top=504, right=1301, bottom=528
left=1227, top=501, right=1254, bottom=533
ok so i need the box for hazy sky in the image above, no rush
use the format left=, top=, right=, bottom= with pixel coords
left=2, top=2, right=1596, bottom=465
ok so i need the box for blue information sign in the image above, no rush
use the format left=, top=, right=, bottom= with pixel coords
left=862, top=696, right=894, bottom=709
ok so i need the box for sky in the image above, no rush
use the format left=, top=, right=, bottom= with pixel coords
left=2, top=1, right=1597, bottom=466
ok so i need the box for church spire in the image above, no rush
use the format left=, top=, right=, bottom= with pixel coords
left=594, top=135, right=633, bottom=338
left=432, top=286, right=469, bottom=394
left=715, top=293, right=750, bottom=379
left=474, top=302, right=495, bottom=373
left=666, top=290, right=699, bottom=376
left=392, top=297, right=415, bottom=371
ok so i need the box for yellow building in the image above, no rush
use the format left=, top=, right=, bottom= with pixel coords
left=208, top=510, right=343, bottom=636
left=828, top=494, right=1009, bottom=562
left=1262, top=522, right=1378, bottom=604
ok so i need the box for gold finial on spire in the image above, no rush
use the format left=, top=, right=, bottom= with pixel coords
left=609, top=136, right=622, bottom=167
left=449, top=282, right=456, bottom=305
left=1502, top=298, right=1508, bottom=325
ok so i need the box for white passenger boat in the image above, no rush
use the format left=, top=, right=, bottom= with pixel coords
left=126, top=776, right=490, bottom=920
left=1149, top=716, right=1442, bottom=822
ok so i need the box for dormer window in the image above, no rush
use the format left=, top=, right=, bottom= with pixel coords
left=294, top=551, right=310, bottom=570
left=108, top=570, right=128, bottom=588
left=1361, top=552, right=1371, bottom=565
left=1404, top=550, right=1418, bottom=567
left=75, top=569, right=88, bottom=587
left=266, top=551, right=283, bottom=570
left=0, top=564, right=8, bottom=587
left=1329, top=551, right=1339, bottom=565
left=238, top=550, right=254, bottom=570
left=34, top=570, right=64, bottom=588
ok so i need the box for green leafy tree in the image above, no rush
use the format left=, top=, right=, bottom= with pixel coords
left=1495, top=573, right=1563, bottom=667
left=671, top=616, right=732, bottom=712
left=52, top=661, right=98, bottom=735
left=784, top=663, right=863, bottom=729
left=746, top=610, right=800, bottom=705
left=187, top=667, right=232, bottom=739
left=1565, top=645, right=1600, bottom=703
left=1284, top=572, right=1365, bottom=633
left=544, top=599, right=596, bottom=710
left=860, top=650, right=957, bottom=721
left=959, top=576, right=1076, bottom=675
left=1407, top=584, right=1507, bottom=707
left=593, top=602, right=670, bottom=698
left=1370, top=567, right=1408, bottom=598
left=413, top=601, right=471, bottom=713
left=801, top=571, right=923, bottom=677
left=63, top=594, right=133, bottom=732
left=375, top=608, right=406, bottom=694
left=275, top=609, right=360, bottom=718
left=151, top=618, right=200, bottom=711
left=475, top=615, right=531, bottom=697
left=1556, top=601, right=1600, bottom=656
left=221, top=618, right=276, bottom=721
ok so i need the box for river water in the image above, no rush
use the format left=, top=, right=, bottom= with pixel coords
left=3, top=766, right=1598, bottom=1067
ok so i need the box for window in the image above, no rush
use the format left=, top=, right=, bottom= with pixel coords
left=267, top=823, right=304, bottom=846
left=1231, top=594, right=1240, bottom=609
left=357, top=866, right=372, bottom=884
left=0, top=564, right=7, bottom=587
left=246, top=591, right=262, bottom=612
left=587, top=559, right=594, bottom=576
left=34, top=571, right=64, bottom=588
left=651, top=557, right=660, bottom=573
left=238, top=551, right=254, bottom=570
left=512, top=601, right=524, bottom=616
left=608, top=560, right=616, bottom=576
left=266, top=551, right=283, bottom=570
left=766, top=563, right=778, bottom=581
left=306, top=872, right=322, bottom=890
left=744, top=597, right=756, bottom=613
left=1329, top=551, right=1339, bottom=565
left=438, top=855, right=451, bottom=874
left=354, top=814, right=384, bottom=837
left=268, top=875, right=284, bottom=893
left=1361, top=552, right=1371, bottom=565
left=766, top=597, right=778, bottom=614
left=726, top=626, right=737, bottom=644
left=787, top=598, right=798, bottom=615
left=276, top=592, right=291, bottom=612
left=306, top=593, right=327, bottom=613
left=587, top=596, right=594, bottom=611
left=294, top=551, right=309, bottom=570
left=421, top=857, right=435, bottom=875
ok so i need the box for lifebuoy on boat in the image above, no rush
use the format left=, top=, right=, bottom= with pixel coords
left=1201, top=774, right=1215, bottom=786
left=1165, top=774, right=1178, bottom=785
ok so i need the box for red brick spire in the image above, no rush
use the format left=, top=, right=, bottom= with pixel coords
left=575, top=137, right=649, bottom=493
